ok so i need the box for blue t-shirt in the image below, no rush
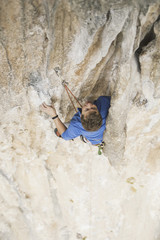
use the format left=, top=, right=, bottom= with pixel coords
left=61, top=96, right=111, bottom=145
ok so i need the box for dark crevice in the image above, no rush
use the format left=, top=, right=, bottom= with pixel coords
left=135, top=26, right=155, bottom=72
left=135, top=14, right=160, bottom=72
left=106, top=10, right=111, bottom=21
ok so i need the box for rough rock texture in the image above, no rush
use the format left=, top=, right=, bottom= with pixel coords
left=0, top=0, right=160, bottom=240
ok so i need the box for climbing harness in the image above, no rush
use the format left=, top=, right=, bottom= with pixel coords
left=54, top=67, right=105, bottom=155
left=81, top=136, right=105, bottom=155
left=80, top=135, right=104, bottom=155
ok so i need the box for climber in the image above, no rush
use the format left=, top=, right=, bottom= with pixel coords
left=40, top=96, right=111, bottom=145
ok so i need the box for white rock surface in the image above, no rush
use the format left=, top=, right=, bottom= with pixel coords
left=0, top=0, right=160, bottom=240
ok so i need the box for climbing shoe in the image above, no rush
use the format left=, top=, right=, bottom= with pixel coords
left=54, top=128, right=61, bottom=138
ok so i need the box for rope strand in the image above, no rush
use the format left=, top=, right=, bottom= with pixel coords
left=64, top=85, right=77, bottom=113
left=64, top=85, right=82, bottom=108
left=54, top=68, right=82, bottom=112
left=64, top=85, right=82, bottom=112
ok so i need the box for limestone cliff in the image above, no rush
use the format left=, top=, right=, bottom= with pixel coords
left=0, top=1, right=160, bottom=240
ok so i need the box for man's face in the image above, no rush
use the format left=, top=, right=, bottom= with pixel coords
left=81, top=102, right=98, bottom=118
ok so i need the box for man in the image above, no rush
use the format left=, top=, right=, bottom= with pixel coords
left=40, top=96, right=111, bottom=145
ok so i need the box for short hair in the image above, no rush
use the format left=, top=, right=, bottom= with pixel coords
left=81, top=111, right=102, bottom=131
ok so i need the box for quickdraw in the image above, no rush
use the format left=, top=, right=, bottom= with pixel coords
left=97, top=142, right=105, bottom=155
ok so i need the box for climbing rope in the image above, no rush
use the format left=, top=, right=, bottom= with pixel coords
left=64, top=84, right=82, bottom=112
left=54, top=67, right=82, bottom=112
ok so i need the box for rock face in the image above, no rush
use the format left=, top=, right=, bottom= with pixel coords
left=0, top=0, right=160, bottom=240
